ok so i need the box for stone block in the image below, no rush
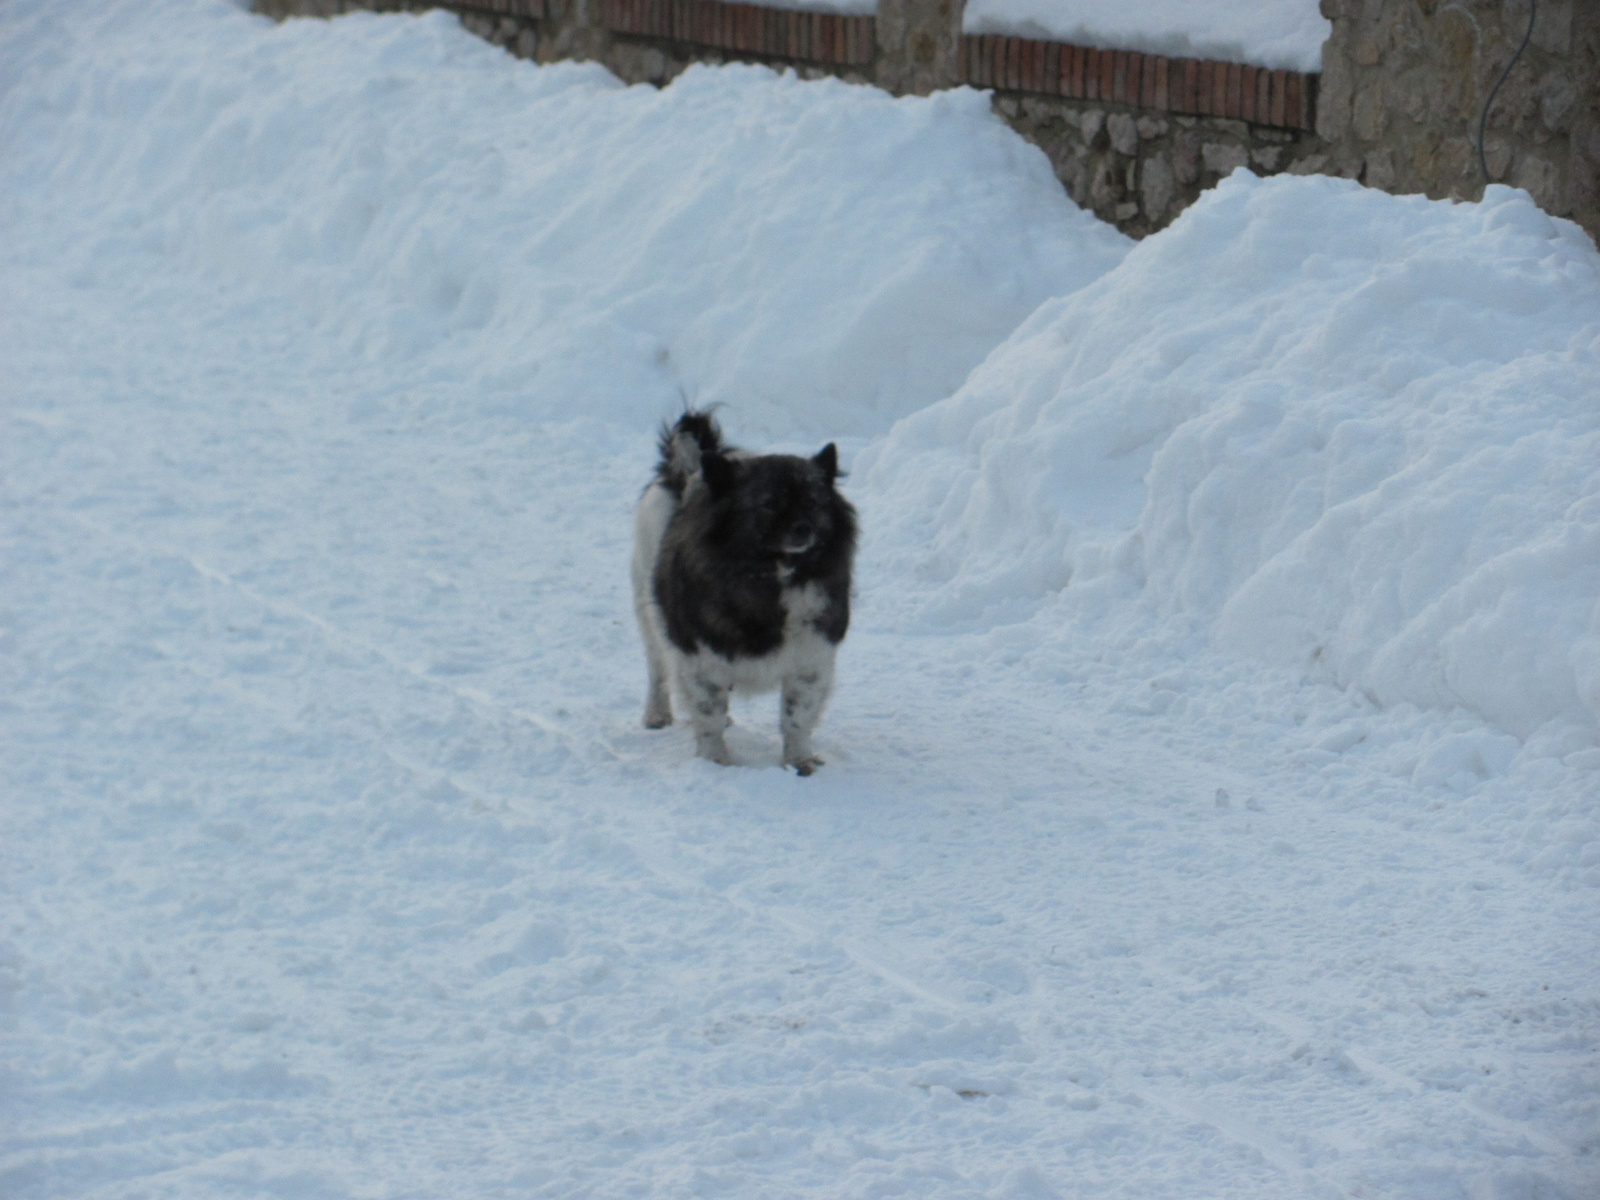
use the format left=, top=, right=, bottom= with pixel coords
left=1201, top=141, right=1249, bottom=175
left=1107, top=112, right=1138, bottom=156
left=1140, top=154, right=1175, bottom=220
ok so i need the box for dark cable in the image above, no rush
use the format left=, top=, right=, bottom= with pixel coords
left=1478, top=0, right=1537, bottom=187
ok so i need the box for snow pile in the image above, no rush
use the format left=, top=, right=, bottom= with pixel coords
left=963, top=0, right=1331, bottom=73
left=861, top=173, right=1600, bottom=745
left=0, top=0, right=1126, bottom=439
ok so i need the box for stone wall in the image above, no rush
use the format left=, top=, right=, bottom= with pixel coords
left=255, top=0, right=1598, bottom=244
left=958, top=39, right=1320, bottom=237
left=1314, top=0, right=1599, bottom=238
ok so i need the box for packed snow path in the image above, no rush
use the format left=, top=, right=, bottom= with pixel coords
left=3, top=4, right=1598, bottom=1198
left=6, top=200, right=1598, bottom=1200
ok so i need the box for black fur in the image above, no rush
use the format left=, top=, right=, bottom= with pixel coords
left=652, top=414, right=856, bottom=662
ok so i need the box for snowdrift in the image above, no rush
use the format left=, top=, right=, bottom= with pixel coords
left=0, top=0, right=1126, bottom=439
left=861, top=173, right=1600, bottom=744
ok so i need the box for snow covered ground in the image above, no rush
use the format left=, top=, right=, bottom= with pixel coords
left=3, top=3, right=1597, bottom=1198
left=961, top=0, right=1331, bottom=73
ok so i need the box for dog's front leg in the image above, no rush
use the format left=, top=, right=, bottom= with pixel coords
left=686, top=664, right=733, bottom=765
left=780, top=665, right=832, bottom=775
left=641, top=636, right=674, bottom=729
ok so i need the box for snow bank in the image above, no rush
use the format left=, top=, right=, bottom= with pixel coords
left=861, top=173, right=1600, bottom=744
left=0, top=0, right=1127, bottom=439
left=962, top=0, right=1331, bottom=73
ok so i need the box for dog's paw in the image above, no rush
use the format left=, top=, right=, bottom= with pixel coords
left=789, top=756, right=824, bottom=776
left=695, top=736, right=734, bottom=766
left=643, top=711, right=673, bottom=729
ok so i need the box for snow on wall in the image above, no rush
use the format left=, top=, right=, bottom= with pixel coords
left=963, top=0, right=1332, bottom=73
left=1, top=0, right=1127, bottom=441
left=860, top=172, right=1600, bottom=744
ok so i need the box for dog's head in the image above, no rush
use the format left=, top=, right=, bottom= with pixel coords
left=701, top=444, right=850, bottom=561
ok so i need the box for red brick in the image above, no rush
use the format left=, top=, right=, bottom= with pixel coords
left=1287, top=72, right=1303, bottom=129
left=1211, top=60, right=1228, bottom=116
left=1100, top=47, right=1115, bottom=102
left=1153, top=55, right=1169, bottom=111
left=1239, top=65, right=1257, bottom=123
left=1271, top=68, right=1287, bottom=126
left=1044, top=41, right=1061, bottom=96
left=1225, top=62, right=1242, bottom=119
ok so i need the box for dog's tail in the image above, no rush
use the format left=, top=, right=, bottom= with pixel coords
left=656, top=409, right=726, bottom=497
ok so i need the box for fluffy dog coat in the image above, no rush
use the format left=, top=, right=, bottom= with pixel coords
left=632, top=412, right=857, bottom=774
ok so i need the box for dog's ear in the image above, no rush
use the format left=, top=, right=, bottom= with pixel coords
left=701, top=451, right=737, bottom=497
left=813, top=443, right=839, bottom=480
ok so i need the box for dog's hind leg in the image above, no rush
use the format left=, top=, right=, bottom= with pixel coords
left=780, top=660, right=834, bottom=776
left=685, top=662, right=734, bottom=765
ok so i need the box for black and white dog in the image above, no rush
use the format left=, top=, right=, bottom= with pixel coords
left=631, top=411, right=857, bottom=774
